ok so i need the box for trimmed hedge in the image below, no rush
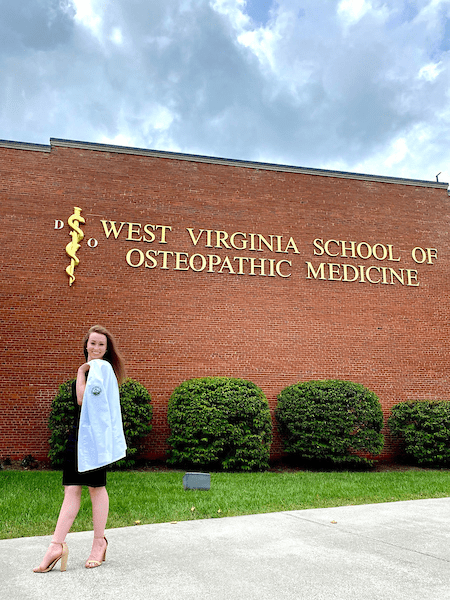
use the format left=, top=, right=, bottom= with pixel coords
left=48, top=378, right=153, bottom=468
left=167, top=377, right=272, bottom=471
left=388, top=399, right=450, bottom=466
left=275, top=379, right=384, bottom=466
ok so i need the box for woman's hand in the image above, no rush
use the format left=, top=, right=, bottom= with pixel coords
left=76, top=363, right=90, bottom=405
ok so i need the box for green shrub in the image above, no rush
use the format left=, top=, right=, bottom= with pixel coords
left=48, top=378, right=153, bottom=468
left=167, top=377, right=272, bottom=471
left=388, top=400, right=450, bottom=466
left=48, top=380, right=77, bottom=466
left=116, top=379, right=153, bottom=468
left=275, top=379, right=384, bottom=466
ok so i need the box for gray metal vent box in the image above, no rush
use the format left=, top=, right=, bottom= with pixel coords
left=183, top=472, right=211, bottom=490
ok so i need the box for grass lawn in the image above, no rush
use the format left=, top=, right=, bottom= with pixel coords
left=1, top=467, right=450, bottom=540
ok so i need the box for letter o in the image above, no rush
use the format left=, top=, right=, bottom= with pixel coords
left=357, top=242, right=372, bottom=259
left=87, top=238, right=98, bottom=248
left=372, top=243, right=387, bottom=261
left=412, top=247, right=427, bottom=264
left=189, top=253, right=207, bottom=272
left=126, top=248, right=144, bottom=267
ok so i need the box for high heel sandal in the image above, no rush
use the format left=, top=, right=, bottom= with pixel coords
left=33, top=541, right=68, bottom=573
left=85, top=537, right=108, bottom=568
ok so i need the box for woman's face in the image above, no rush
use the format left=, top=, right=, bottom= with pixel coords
left=86, top=332, right=107, bottom=362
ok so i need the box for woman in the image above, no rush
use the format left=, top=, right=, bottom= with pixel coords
left=33, top=325, right=126, bottom=572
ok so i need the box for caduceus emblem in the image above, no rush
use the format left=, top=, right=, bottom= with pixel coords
left=66, top=207, right=85, bottom=286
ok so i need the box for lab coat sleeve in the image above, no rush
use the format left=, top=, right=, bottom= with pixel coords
left=77, top=359, right=127, bottom=473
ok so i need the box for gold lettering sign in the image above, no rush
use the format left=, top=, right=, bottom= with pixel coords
left=56, top=213, right=438, bottom=289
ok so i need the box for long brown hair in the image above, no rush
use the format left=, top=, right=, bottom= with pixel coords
left=83, top=325, right=126, bottom=385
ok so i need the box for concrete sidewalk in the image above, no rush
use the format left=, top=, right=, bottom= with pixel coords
left=2, top=498, right=449, bottom=600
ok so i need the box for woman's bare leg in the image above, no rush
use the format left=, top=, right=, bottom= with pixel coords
left=53, top=485, right=83, bottom=540
left=33, top=486, right=82, bottom=571
left=85, top=486, right=109, bottom=566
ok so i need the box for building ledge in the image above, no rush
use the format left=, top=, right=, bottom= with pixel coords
left=0, top=139, right=51, bottom=153
left=0, top=137, right=448, bottom=189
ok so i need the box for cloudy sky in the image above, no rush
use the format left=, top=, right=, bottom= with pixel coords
left=1, top=0, right=450, bottom=183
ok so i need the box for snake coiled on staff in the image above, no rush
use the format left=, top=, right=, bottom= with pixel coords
left=66, top=207, right=85, bottom=286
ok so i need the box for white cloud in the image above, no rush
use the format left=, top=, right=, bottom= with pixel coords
left=337, top=0, right=372, bottom=25
left=98, top=132, right=135, bottom=147
left=418, top=61, right=444, bottom=81
left=72, top=0, right=103, bottom=37
left=110, top=27, right=123, bottom=45
left=238, top=27, right=280, bottom=72
left=329, top=123, right=450, bottom=184
left=383, top=137, right=409, bottom=168
left=1, top=0, right=450, bottom=185
left=210, top=0, right=250, bottom=30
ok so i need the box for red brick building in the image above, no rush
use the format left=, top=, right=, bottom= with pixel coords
left=1, top=137, right=449, bottom=463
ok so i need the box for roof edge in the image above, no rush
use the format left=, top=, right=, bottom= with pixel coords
left=50, top=138, right=449, bottom=189
left=1, top=137, right=447, bottom=189
left=0, top=139, right=51, bottom=153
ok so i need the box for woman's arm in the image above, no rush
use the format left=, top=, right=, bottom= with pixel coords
left=76, top=363, right=90, bottom=405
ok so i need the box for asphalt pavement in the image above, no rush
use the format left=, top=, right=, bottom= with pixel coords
left=1, top=498, right=449, bottom=600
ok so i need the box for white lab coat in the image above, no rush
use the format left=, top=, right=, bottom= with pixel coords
left=77, top=359, right=127, bottom=472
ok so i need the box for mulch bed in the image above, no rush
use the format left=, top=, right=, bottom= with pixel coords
left=1, top=456, right=443, bottom=473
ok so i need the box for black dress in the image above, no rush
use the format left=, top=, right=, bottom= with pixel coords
left=62, top=381, right=107, bottom=487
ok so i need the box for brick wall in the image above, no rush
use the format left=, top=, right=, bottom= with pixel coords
left=1, top=138, right=449, bottom=464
